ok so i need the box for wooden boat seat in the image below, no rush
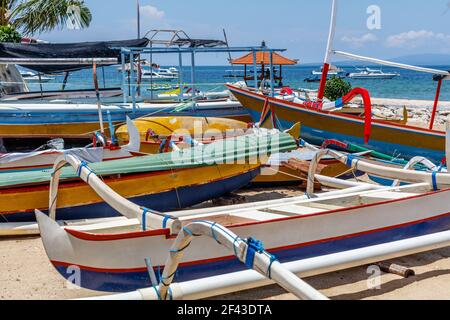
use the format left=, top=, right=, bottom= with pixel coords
left=262, top=205, right=328, bottom=216
left=232, top=210, right=289, bottom=221
left=308, top=202, right=345, bottom=210
left=360, top=192, right=420, bottom=204
left=181, top=214, right=258, bottom=227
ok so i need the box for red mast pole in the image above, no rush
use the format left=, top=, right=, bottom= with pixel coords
left=317, top=0, right=338, bottom=101
left=429, top=78, right=443, bottom=130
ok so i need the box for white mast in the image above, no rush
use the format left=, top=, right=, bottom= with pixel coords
left=317, top=0, right=338, bottom=101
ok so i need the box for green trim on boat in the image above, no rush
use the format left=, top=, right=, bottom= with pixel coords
left=0, top=132, right=297, bottom=188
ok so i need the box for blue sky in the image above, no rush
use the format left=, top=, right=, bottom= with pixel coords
left=39, top=0, right=450, bottom=64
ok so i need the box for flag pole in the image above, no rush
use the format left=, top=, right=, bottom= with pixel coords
left=137, top=0, right=141, bottom=38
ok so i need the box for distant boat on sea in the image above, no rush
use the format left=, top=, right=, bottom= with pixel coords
left=19, top=69, right=54, bottom=83
left=348, top=67, right=400, bottom=80
left=305, top=65, right=346, bottom=82
left=311, top=65, right=346, bottom=76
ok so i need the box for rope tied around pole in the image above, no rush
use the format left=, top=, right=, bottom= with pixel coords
left=244, top=237, right=265, bottom=268
left=141, top=208, right=149, bottom=231
left=432, top=171, right=439, bottom=191
left=77, top=160, right=94, bottom=178
left=157, top=220, right=328, bottom=300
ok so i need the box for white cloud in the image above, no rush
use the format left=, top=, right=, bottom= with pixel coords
left=386, top=30, right=450, bottom=48
left=140, top=5, right=165, bottom=20
left=341, top=33, right=378, bottom=48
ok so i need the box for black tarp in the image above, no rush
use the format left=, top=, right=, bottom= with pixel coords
left=172, top=38, right=226, bottom=48
left=0, top=38, right=149, bottom=74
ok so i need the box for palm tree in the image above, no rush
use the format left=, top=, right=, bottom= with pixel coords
left=0, top=0, right=92, bottom=36
left=0, top=0, right=16, bottom=26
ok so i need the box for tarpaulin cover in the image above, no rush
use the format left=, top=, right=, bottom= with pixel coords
left=0, top=38, right=149, bottom=73
left=172, top=38, right=226, bottom=48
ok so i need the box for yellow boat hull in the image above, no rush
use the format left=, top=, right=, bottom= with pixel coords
left=0, top=163, right=260, bottom=221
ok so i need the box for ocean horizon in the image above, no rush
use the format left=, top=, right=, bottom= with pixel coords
left=27, top=64, right=450, bottom=101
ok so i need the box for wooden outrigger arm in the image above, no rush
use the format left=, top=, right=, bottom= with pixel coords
left=158, top=221, right=328, bottom=300
left=306, top=148, right=447, bottom=195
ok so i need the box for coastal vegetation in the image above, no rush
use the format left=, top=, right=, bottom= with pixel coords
left=324, top=76, right=352, bottom=101
left=0, top=0, right=92, bottom=41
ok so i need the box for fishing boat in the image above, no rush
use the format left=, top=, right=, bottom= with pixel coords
left=311, top=65, right=345, bottom=76
left=0, top=87, right=124, bottom=101
left=20, top=70, right=55, bottom=83
left=34, top=143, right=450, bottom=292
left=227, top=84, right=446, bottom=163
left=0, top=99, right=249, bottom=138
left=251, top=149, right=349, bottom=186
left=115, top=116, right=250, bottom=153
left=0, top=130, right=296, bottom=223
left=156, top=89, right=231, bottom=101
left=226, top=0, right=450, bottom=164
left=0, top=118, right=141, bottom=173
left=348, top=67, right=400, bottom=80
left=139, top=70, right=177, bottom=82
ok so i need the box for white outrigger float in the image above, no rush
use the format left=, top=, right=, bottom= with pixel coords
left=33, top=127, right=450, bottom=298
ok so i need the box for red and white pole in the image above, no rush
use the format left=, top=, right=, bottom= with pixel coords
left=429, top=78, right=443, bottom=130
left=318, top=0, right=338, bottom=102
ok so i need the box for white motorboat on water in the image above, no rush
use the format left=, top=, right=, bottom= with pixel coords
left=140, top=70, right=177, bottom=82
left=311, top=65, right=345, bottom=76
left=348, top=67, right=400, bottom=79
left=120, top=62, right=179, bottom=82
left=20, top=70, right=55, bottom=83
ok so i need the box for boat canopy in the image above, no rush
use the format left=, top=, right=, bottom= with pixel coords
left=231, top=52, right=298, bottom=65
left=170, top=38, right=226, bottom=48
left=0, top=38, right=149, bottom=73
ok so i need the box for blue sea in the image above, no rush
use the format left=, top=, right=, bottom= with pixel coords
left=28, top=65, right=450, bottom=101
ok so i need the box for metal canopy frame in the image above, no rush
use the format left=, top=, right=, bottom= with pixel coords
left=133, top=30, right=228, bottom=100
left=0, top=57, right=118, bottom=65
left=119, top=45, right=287, bottom=111
left=144, top=29, right=191, bottom=47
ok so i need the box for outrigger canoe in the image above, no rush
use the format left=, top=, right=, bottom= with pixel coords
left=0, top=130, right=296, bottom=222
left=115, top=116, right=249, bottom=154
left=0, top=100, right=250, bottom=138
left=35, top=146, right=450, bottom=292
left=0, top=118, right=142, bottom=173
left=227, top=85, right=446, bottom=163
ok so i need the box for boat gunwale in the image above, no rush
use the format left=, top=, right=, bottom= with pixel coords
left=57, top=208, right=450, bottom=273
left=227, top=84, right=445, bottom=136
left=62, top=186, right=450, bottom=242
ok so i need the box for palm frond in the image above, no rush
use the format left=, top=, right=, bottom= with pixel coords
left=11, top=0, right=92, bottom=35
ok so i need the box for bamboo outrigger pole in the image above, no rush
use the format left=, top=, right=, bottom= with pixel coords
left=430, top=77, right=443, bottom=130
left=317, top=0, right=338, bottom=102
left=93, top=62, right=105, bottom=133
left=158, top=221, right=328, bottom=300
